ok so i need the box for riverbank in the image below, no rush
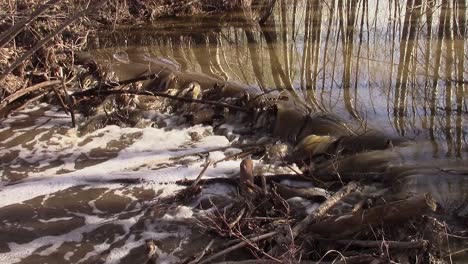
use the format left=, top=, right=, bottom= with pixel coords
left=0, top=0, right=275, bottom=117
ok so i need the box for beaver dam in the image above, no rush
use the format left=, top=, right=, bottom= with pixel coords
left=0, top=0, right=467, bottom=263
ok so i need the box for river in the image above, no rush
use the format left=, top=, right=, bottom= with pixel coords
left=1, top=0, right=467, bottom=263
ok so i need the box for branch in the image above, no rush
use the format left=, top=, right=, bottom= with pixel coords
left=0, top=80, right=61, bottom=110
left=0, top=2, right=106, bottom=82
left=72, top=89, right=251, bottom=113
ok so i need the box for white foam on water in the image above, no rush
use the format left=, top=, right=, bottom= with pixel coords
left=0, top=104, right=250, bottom=263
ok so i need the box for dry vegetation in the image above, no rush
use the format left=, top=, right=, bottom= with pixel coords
left=0, top=0, right=260, bottom=116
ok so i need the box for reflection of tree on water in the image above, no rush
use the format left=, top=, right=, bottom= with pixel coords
left=89, top=0, right=467, bottom=158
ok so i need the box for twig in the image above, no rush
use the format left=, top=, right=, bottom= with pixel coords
left=51, top=86, right=69, bottom=114
left=228, top=208, right=245, bottom=230
left=188, top=239, right=215, bottom=264
left=214, top=148, right=260, bottom=165
left=0, top=0, right=62, bottom=48
left=198, top=231, right=278, bottom=264
left=0, top=2, right=106, bottom=82
left=192, top=160, right=213, bottom=187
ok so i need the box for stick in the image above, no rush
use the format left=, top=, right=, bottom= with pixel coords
left=170, top=143, right=264, bottom=161
left=72, top=89, right=251, bottom=113
left=192, top=160, right=213, bottom=187
left=51, top=86, right=69, bottom=114
left=0, top=80, right=61, bottom=110
left=1, top=92, right=44, bottom=118
left=0, top=0, right=62, bottom=48
left=0, top=2, right=106, bottom=82
left=198, top=231, right=277, bottom=264
left=188, top=239, right=215, bottom=264
left=291, top=181, right=358, bottom=238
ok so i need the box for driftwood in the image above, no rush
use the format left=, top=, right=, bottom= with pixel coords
left=308, top=194, right=437, bottom=238
left=1, top=92, right=44, bottom=118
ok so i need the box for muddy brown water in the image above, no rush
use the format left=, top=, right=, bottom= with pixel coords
left=1, top=1, right=468, bottom=263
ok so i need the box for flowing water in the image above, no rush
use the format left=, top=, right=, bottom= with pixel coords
left=1, top=0, right=467, bottom=263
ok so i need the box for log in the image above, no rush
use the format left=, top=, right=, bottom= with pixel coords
left=308, top=194, right=437, bottom=238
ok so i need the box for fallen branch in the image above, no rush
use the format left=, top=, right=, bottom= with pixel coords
left=308, top=194, right=437, bottom=238
left=1, top=92, right=44, bottom=118
left=0, top=80, right=61, bottom=110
